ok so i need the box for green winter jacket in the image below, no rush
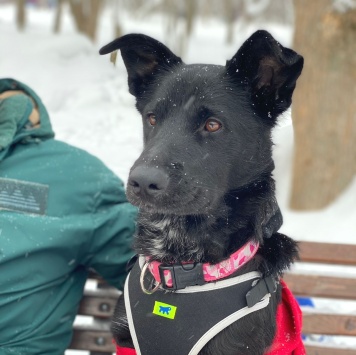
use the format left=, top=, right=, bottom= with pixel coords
left=0, top=79, right=137, bottom=355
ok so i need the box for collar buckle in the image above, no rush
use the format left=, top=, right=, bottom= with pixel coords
left=159, top=263, right=205, bottom=290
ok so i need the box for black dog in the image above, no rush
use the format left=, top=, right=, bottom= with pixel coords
left=100, top=30, right=303, bottom=355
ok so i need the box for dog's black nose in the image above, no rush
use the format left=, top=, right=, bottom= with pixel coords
left=128, top=166, right=169, bottom=197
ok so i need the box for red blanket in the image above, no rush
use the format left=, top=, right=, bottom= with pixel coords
left=116, top=280, right=305, bottom=355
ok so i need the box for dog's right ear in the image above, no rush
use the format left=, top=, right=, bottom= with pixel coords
left=100, top=34, right=182, bottom=97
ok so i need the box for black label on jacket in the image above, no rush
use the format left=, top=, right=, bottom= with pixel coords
left=0, top=177, right=48, bottom=215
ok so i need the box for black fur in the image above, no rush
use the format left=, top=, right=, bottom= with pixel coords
left=100, top=30, right=303, bottom=355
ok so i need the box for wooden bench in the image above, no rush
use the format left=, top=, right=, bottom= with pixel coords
left=284, top=241, right=356, bottom=355
left=70, top=276, right=120, bottom=354
left=69, top=241, right=356, bottom=354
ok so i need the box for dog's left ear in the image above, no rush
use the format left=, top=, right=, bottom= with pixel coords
left=100, top=34, right=182, bottom=97
left=226, top=30, right=303, bottom=122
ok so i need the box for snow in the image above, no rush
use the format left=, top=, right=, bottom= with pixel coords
left=1, top=3, right=355, bottom=353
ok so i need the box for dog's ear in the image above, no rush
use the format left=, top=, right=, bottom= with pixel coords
left=226, top=30, right=303, bottom=122
left=100, top=34, right=182, bottom=97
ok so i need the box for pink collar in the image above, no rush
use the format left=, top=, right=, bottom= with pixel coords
left=146, top=240, right=259, bottom=289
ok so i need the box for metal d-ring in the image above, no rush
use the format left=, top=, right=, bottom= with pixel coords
left=140, top=261, right=161, bottom=295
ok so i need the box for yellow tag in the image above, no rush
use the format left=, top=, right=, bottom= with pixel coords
left=153, top=301, right=177, bottom=320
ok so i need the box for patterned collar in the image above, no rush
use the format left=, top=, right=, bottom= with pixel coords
left=144, top=240, right=259, bottom=291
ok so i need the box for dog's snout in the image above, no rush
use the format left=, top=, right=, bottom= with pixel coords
left=129, top=167, right=169, bottom=197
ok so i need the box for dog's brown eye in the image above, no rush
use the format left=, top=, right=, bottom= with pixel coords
left=205, top=119, right=222, bottom=133
left=147, top=113, right=157, bottom=126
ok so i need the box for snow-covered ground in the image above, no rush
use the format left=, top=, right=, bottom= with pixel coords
left=1, top=3, right=355, bottom=353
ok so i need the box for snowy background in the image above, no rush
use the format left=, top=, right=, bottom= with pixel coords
left=0, top=2, right=355, bottom=353
left=1, top=4, right=354, bottom=245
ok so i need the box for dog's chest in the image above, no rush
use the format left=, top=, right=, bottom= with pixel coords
left=135, top=214, right=207, bottom=262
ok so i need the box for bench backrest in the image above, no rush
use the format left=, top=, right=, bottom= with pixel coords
left=70, top=278, right=119, bottom=354
left=284, top=242, right=356, bottom=355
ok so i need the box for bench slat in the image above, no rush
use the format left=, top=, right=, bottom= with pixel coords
left=77, top=289, right=120, bottom=318
left=305, top=345, right=356, bottom=354
left=70, top=327, right=115, bottom=352
left=298, top=242, right=356, bottom=265
left=303, top=312, right=356, bottom=336
left=284, top=273, right=356, bottom=300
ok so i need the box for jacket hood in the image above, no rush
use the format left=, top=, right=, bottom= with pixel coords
left=0, top=78, right=54, bottom=161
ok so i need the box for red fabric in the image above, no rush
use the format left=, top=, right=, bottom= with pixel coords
left=265, top=280, right=306, bottom=355
left=115, top=280, right=305, bottom=355
left=116, top=344, right=136, bottom=355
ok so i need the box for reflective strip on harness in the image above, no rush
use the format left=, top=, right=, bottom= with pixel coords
left=124, top=261, right=271, bottom=355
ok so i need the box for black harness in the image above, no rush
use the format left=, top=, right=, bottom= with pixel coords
left=124, top=259, right=276, bottom=355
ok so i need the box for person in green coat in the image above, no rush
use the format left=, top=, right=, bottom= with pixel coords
left=0, top=78, right=137, bottom=355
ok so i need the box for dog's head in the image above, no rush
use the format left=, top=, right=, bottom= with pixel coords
left=100, top=31, right=303, bottom=216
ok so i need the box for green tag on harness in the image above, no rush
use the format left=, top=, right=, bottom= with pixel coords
left=153, top=301, right=177, bottom=320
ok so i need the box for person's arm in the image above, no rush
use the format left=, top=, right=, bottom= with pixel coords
left=85, top=173, right=137, bottom=290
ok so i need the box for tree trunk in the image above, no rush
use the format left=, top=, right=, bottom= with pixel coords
left=16, top=0, right=26, bottom=31
left=290, top=0, right=356, bottom=210
left=225, top=0, right=235, bottom=44
left=113, top=0, right=123, bottom=38
left=86, top=0, right=102, bottom=42
left=53, top=0, right=64, bottom=33
left=69, top=0, right=86, bottom=34
left=68, top=0, right=102, bottom=42
left=185, top=0, right=196, bottom=37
